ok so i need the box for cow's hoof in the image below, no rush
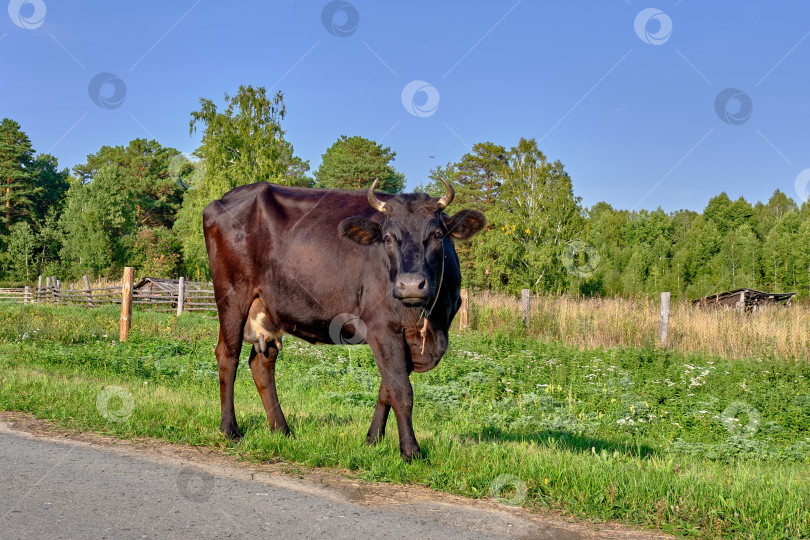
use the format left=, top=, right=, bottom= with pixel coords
left=400, top=446, right=423, bottom=462
left=221, top=425, right=242, bottom=440
left=365, top=432, right=385, bottom=445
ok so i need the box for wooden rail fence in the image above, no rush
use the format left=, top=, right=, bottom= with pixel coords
left=0, top=273, right=218, bottom=316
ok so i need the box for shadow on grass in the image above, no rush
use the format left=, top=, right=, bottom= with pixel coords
left=238, top=411, right=358, bottom=438
left=458, top=426, right=658, bottom=459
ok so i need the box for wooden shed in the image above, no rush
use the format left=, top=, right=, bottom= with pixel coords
left=133, top=277, right=211, bottom=294
left=692, top=288, right=796, bottom=312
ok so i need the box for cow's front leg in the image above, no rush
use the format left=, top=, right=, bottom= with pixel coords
left=366, top=382, right=391, bottom=444
left=215, top=326, right=243, bottom=439
left=369, top=340, right=421, bottom=461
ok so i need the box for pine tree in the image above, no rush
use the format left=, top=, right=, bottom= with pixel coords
left=0, top=118, right=38, bottom=233
left=315, top=135, right=404, bottom=193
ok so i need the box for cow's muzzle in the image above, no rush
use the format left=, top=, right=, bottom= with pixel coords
left=394, top=273, right=431, bottom=305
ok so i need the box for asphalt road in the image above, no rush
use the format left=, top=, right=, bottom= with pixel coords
left=0, top=420, right=664, bottom=539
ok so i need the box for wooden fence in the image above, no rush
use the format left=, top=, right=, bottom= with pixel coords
left=0, top=273, right=218, bottom=316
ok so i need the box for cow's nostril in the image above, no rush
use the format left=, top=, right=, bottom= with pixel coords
left=417, top=279, right=426, bottom=290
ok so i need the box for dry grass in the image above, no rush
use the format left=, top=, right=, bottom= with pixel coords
left=467, top=292, right=810, bottom=360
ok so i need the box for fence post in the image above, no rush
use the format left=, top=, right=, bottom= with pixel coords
left=459, top=288, right=469, bottom=330
left=176, top=276, right=185, bottom=317
left=24, top=285, right=31, bottom=305
left=659, top=291, right=671, bottom=347
left=54, top=278, right=60, bottom=306
left=36, top=275, right=42, bottom=303
left=521, top=289, right=531, bottom=331
left=83, top=275, right=94, bottom=307
left=120, top=267, right=134, bottom=342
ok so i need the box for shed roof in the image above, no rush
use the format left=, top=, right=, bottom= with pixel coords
left=133, top=277, right=211, bottom=292
left=691, top=288, right=796, bottom=307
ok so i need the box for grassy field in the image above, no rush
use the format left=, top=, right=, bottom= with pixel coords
left=469, top=292, right=810, bottom=361
left=0, top=303, right=808, bottom=538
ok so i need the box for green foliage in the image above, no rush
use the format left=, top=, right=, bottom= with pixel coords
left=188, top=85, right=309, bottom=192
left=58, top=166, right=136, bottom=277
left=73, top=139, right=184, bottom=229
left=582, top=194, right=810, bottom=298
left=1, top=221, right=37, bottom=281
left=314, top=135, right=404, bottom=193
left=30, top=153, right=70, bottom=224
left=130, top=226, right=182, bottom=277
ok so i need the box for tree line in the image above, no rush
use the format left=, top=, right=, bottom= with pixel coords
left=2, top=85, right=809, bottom=299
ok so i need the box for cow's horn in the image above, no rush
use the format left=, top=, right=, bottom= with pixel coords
left=437, top=177, right=455, bottom=209
left=367, top=178, right=387, bottom=213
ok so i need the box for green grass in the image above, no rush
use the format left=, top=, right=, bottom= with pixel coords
left=0, top=304, right=808, bottom=538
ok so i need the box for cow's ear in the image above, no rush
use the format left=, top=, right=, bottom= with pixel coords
left=340, top=217, right=382, bottom=245
left=445, top=209, right=486, bottom=240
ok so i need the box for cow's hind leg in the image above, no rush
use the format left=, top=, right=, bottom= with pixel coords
left=366, top=382, right=391, bottom=444
left=216, top=324, right=244, bottom=439
left=249, top=340, right=290, bottom=435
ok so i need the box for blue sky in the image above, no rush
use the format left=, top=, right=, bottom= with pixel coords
left=2, top=1, right=809, bottom=212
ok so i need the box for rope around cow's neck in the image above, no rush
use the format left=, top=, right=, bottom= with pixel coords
left=418, top=242, right=445, bottom=355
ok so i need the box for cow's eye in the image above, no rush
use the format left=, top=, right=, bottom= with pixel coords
left=433, top=230, right=443, bottom=240
left=383, top=234, right=392, bottom=244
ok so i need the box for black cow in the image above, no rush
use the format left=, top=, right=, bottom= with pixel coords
left=203, top=179, right=485, bottom=460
